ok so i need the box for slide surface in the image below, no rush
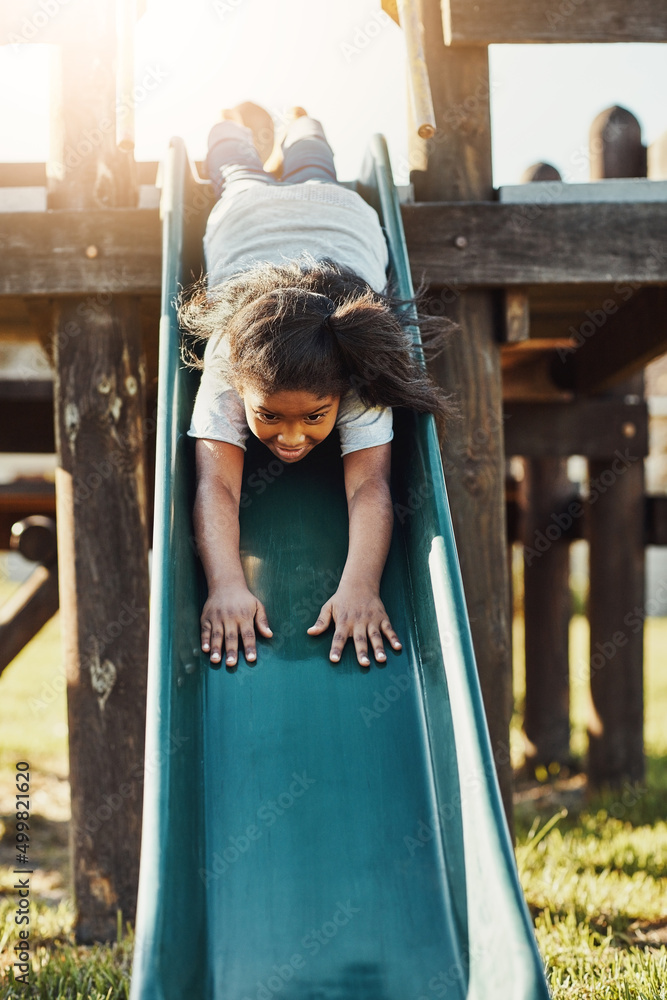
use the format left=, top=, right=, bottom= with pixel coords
left=130, top=137, right=551, bottom=1000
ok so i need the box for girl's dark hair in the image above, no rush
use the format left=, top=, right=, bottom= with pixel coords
left=178, top=257, right=457, bottom=417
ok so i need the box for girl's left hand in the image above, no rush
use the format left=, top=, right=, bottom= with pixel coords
left=307, top=582, right=402, bottom=667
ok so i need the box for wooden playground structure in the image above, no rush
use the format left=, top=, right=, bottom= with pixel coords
left=1, top=0, right=666, bottom=945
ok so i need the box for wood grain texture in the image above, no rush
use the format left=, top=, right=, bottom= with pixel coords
left=54, top=297, right=149, bottom=941
left=442, top=0, right=667, bottom=44
left=401, top=201, right=667, bottom=286
left=0, top=209, right=160, bottom=295
left=504, top=400, right=649, bottom=458
left=410, top=4, right=514, bottom=825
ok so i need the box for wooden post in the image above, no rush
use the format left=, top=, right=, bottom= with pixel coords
left=586, top=107, right=645, bottom=788
left=48, top=2, right=149, bottom=941
left=520, top=460, right=572, bottom=772
left=517, top=164, right=572, bottom=775
left=409, top=1, right=514, bottom=824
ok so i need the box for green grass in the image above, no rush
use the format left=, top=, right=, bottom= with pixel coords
left=0, top=898, right=133, bottom=1000
left=1, top=567, right=666, bottom=998
left=511, top=610, right=667, bottom=999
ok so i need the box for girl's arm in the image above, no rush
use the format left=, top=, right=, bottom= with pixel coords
left=308, top=443, right=402, bottom=666
left=195, top=439, right=272, bottom=666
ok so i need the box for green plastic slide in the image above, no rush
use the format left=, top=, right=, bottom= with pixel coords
left=129, top=136, right=551, bottom=999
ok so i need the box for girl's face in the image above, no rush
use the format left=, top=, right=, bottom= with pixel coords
left=242, top=389, right=340, bottom=463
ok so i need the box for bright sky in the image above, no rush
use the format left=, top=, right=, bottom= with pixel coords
left=0, top=0, right=665, bottom=186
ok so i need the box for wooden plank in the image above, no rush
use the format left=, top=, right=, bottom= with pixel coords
left=553, top=287, right=667, bottom=394
left=0, top=518, right=58, bottom=675
left=0, top=378, right=52, bottom=400
left=0, top=209, right=161, bottom=295
left=3, top=163, right=166, bottom=189
left=442, top=0, right=667, bottom=44
left=504, top=400, right=649, bottom=458
left=1, top=200, right=665, bottom=297
left=401, top=201, right=667, bottom=287
left=507, top=494, right=667, bottom=546
left=0, top=563, right=59, bottom=674
left=0, top=164, right=46, bottom=188
left=409, top=5, right=514, bottom=826
left=0, top=162, right=161, bottom=188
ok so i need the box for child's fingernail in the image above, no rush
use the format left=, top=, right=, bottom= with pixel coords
left=330, top=653, right=339, bottom=662
left=247, top=652, right=256, bottom=661
left=210, top=652, right=219, bottom=661
left=202, top=643, right=210, bottom=651
left=377, top=652, right=386, bottom=660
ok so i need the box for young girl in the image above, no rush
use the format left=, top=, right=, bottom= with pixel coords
left=180, top=103, right=450, bottom=671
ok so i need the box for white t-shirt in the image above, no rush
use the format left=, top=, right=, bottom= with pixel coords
left=187, top=182, right=393, bottom=455
left=204, top=182, right=389, bottom=293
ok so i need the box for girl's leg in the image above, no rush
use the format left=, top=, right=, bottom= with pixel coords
left=206, top=120, right=277, bottom=201
left=280, top=116, right=338, bottom=185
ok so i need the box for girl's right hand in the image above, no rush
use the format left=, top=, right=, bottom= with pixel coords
left=200, top=585, right=273, bottom=667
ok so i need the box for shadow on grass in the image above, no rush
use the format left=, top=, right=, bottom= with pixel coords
left=514, top=754, right=667, bottom=839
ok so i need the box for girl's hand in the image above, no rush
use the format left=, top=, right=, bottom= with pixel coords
left=307, top=582, right=402, bottom=667
left=201, top=585, right=272, bottom=667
